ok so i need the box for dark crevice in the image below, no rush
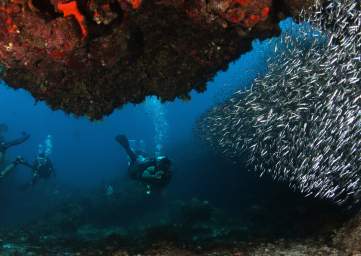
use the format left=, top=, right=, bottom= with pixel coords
left=32, top=0, right=61, bottom=20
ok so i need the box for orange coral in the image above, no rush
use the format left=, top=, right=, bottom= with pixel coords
left=226, top=9, right=245, bottom=24
left=233, top=0, right=250, bottom=6
left=5, top=17, right=18, bottom=33
left=49, top=49, right=65, bottom=59
left=261, top=7, right=270, bottom=18
left=129, top=0, right=142, bottom=9
left=0, top=4, right=20, bottom=34
left=57, top=1, right=88, bottom=38
left=225, top=0, right=271, bottom=27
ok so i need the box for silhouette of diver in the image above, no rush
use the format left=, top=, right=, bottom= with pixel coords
left=0, top=123, right=30, bottom=180
left=115, top=134, right=172, bottom=193
left=18, top=153, right=55, bottom=186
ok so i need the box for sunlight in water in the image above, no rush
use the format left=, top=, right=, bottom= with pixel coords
left=38, top=134, right=53, bottom=158
left=144, top=96, right=169, bottom=157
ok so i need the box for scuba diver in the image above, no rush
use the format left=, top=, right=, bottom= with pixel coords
left=32, top=153, right=55, bottom=184
left=19, top=153, right=55, bottom=186
left=115, top=134, right=172, bottom=194
left=16, top=135, right=55, bottom=188
left=0, top=123, right=30, bottom=180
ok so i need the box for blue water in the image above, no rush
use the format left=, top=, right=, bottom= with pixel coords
left=0, top=20, right=298, bottom=228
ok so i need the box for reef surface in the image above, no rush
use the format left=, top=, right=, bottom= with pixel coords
left=0, top=0, right=316, bottom=119
left=0, top=184, right=359, bottom=256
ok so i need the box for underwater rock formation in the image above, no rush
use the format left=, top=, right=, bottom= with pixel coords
left=0, top=0, right=317, bottom=119
left=0, top=196, right=355, bottom=255
left=198, top=0, right=361, bottom=205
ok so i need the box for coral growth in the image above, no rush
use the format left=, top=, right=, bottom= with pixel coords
left=0, top=0, right=317, bottom=119
left=57, top=1, right=88, bottom=37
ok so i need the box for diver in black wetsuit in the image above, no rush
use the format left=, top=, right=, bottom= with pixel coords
left=115, top=134, right=172, bottom=193
left=0, top=123, right=30, bottom=180
left=19, top=153, right=55, bottom=186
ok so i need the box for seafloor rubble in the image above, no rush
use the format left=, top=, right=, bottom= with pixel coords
left=0, top=180, right=359, bottom=256
left=0, top=0, right=318, bottom=119
left=0, top=206, right=359, bottom=256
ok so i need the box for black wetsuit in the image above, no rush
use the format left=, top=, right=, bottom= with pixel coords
left=18, top=155, right=55, bottom=185
left=31, top=157, right=55, bottom=185
left=116, top=135, right=172, bottom=189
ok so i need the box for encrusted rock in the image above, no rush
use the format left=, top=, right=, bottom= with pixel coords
left=0, top=0, right=317, bottom=119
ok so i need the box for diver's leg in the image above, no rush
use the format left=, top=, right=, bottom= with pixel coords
left=31, top=174, right=39, bottom=186
left=0, top=156, right=24, bottom=179
left=0, top=162, right=17, bottom=179
left=115, top=134, right=137, bottom=163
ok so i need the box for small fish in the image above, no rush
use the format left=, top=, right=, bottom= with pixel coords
left=197, top=0, right=361, bottom=205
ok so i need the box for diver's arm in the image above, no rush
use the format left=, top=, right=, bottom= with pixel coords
left=13, top=156, right=35, bottom=171
left=3, top=132, right=30, bottom=149
left=18, top=161, right=34, bottom=170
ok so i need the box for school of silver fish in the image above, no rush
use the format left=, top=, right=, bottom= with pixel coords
left=198, top=0, right=361, bottom=205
